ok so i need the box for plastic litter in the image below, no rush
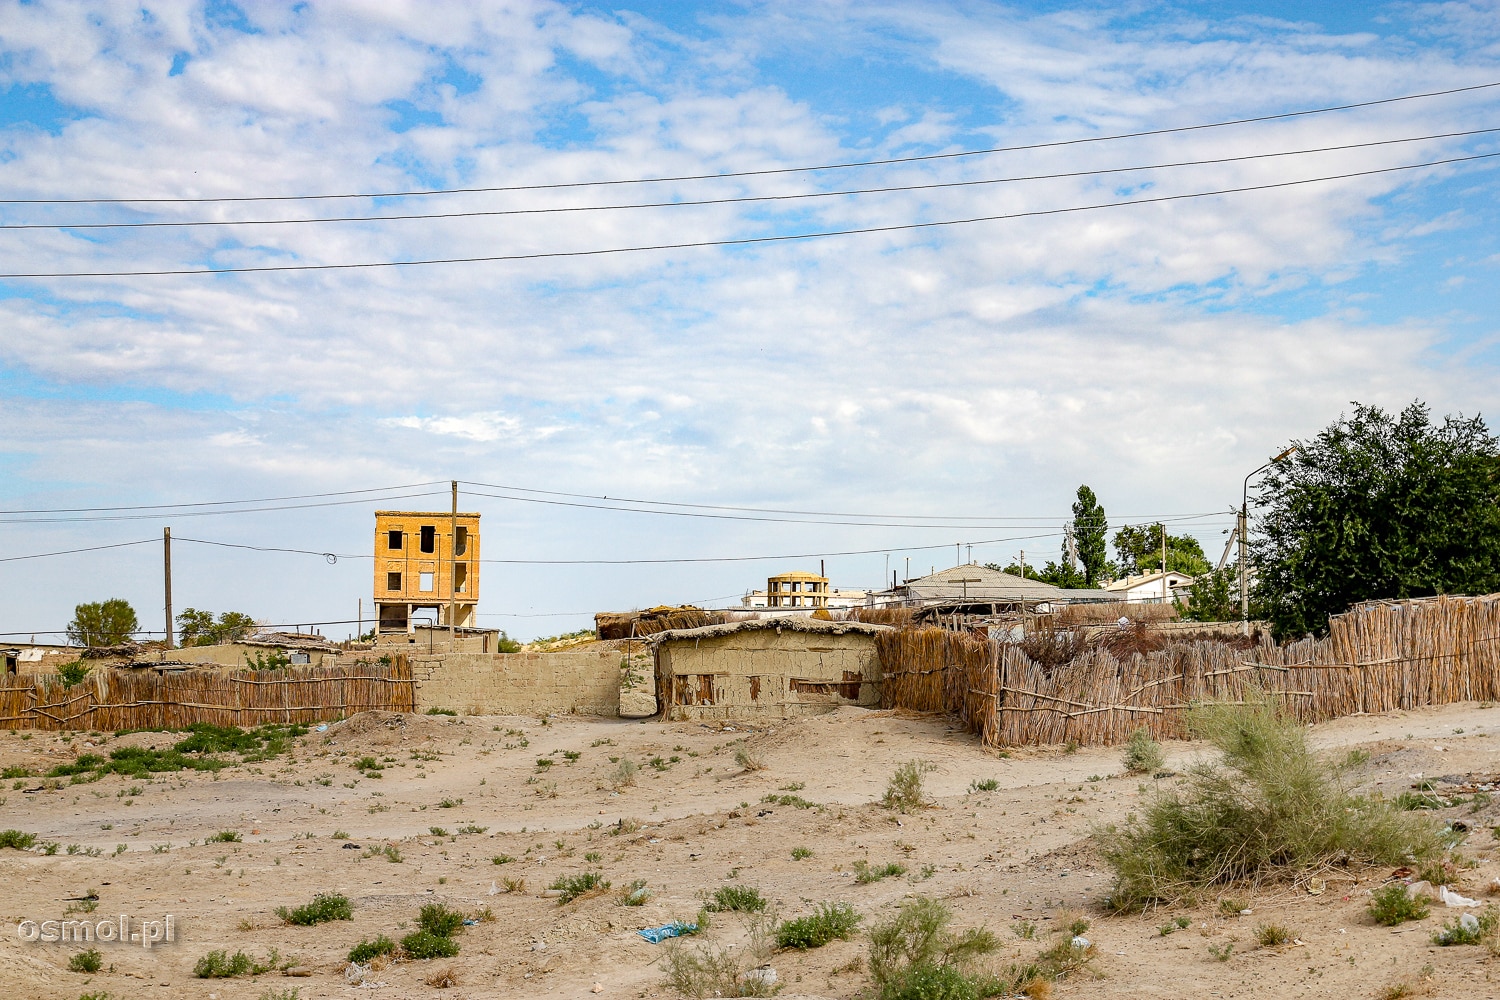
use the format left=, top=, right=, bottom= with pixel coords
left=1462, top=912, right=1481, bottom=932
left=315, top=724, right=328, bottom=732
left=743, top=967, right=778, bottom=988
left=1071, top=936, right=1090, bottom=949
left=1441, top=886, right=1480, bottom=908
left=637, top=922, right=697, bottom=944
left=345, top=961, right=370, bottom=984
left=463, top=918, right=479, bottom=926
left=1407, top=880, right=1435, bottom=900
left=489, top=880, right=500, bottom=895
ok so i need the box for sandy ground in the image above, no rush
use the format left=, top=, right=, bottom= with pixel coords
left=5, top=702, right=1500, bottom=999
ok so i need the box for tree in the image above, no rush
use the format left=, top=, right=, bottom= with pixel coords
left=1252, top=401, right=1500, bottom=638
left=1178, top=566, right=1238, bottom=622
left=1114, top=524, right=1212, bottom=578
left=176, top=608, right=259, bottom=646
left=67, top=599, right=139, bottom=647
left=988, top=560, right=1079, bottom=587
left=1071, top=485, right=1109, bottom=587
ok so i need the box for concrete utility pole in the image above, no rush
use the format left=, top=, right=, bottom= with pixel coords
left=163, top=527, right=173, bottom=649
left=449, top=479, right=458, bottom=653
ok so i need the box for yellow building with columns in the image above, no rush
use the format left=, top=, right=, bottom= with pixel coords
left=373, top=510, right=480, bottom=633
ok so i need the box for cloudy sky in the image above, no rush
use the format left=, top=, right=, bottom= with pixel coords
left=1, top=0, right=1498, bottom=640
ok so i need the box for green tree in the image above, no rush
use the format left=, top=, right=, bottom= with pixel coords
left=1253, top=401, right=1500, bottom=638
left=989, top=560, right=1080, bottom=588
left=177, top=608, right=258, bottom=646
left=1178, top=566, right=1238, bottom=621
left=67, top=599, right=139, bottom=647
left=1114, top=523, right=1212, bottom=577
left=1071, top=485, right=1109, bottom=587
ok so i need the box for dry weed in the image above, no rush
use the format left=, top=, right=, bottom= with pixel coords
left=424, top=966, right=461, bottom=988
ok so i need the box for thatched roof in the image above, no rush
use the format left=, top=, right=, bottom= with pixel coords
left=652, top=617, right=891, bottom=644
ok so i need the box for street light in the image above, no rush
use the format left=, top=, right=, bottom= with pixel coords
left=1239, top=446, right=1298, bottom=632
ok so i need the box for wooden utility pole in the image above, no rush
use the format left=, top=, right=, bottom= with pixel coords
left=1161, top=523, right=1168, bottom=602
left=163, top=527, right=174, bottom=649
left=449, top=479, right=458, bottom=653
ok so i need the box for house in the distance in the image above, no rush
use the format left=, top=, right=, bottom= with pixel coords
left=1105, top=570, right=1195, bottom=604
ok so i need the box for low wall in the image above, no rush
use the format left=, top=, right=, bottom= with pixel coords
left=410, top=649, right=630, bottom=717
left=656, top=627, right=882, bottom=722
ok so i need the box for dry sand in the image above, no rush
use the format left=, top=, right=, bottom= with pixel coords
left=5, top=702, right=1500, bottom=998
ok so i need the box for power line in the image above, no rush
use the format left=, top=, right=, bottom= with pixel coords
left=6, top=151, right=1493, bottom=279
left=3, top=79, right=1496, bottom=206
left=464, top=486, right=1224, bottom=529
left=0, top=489, right=450, bottom=523
left=8, top=127, right=1496, bottom=230
left=0, top=481, right=446, bottom=516
left=0, top=538, right=157, bottom=564
left=460, top=479, right=1245, bottom=522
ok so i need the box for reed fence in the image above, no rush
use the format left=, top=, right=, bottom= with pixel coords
left=0, top=659, right=414, bottom=731
left=878, top=594, right=1500, bottom=747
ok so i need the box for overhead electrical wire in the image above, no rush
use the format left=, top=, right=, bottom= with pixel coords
left=0, top=481, right=447, bottom=516
left=6, top=127, right=1496, bottom=231
left=0, top=538, right=158, bottom=564
left=0, top=489, right=449, bottom=524
left=5, top=151, right=1494, bottom=279
left=1, top=79, right=1495, bottom=206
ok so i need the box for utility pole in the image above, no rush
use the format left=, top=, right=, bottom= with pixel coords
left=163, top=527, right=173, bottom=649
left=449, top=479, right=458, bottom=653
left=1241, top=446, right=1299, bottom=634
left=1161, top=523, right=1168, bottom=602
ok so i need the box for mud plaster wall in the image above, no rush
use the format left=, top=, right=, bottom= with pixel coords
left=410, top=650, right=624, bottom=716
left=656, top=629, right=881, bottom=722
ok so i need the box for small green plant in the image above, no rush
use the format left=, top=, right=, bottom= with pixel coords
left=854, top=860, right=908, bottom=884
left=1433, top=907, right=1498, bottom=946
left=550, top=871, right=610, bottom=903
left=347, top=935, right=398, bottom=963
left=734, top=745, right=765, bottom=772
left=1012, top=919, right=1037, bottom=940
left=0, top=829, right=37, bottom=850
left=1369, top=882, right=1430, bottom=926
left=401, top=930, right=460, bottom=959
left=791, top=846, right=813, bottom=861
left=777, top=902, right=862, bottom=949
left=68, top=948, right=103, bottom=973
left=620, top=879, right=652, bottom=906
left=458, top=823, right=486, bottom=834
left=968, top=778, right=998, bottom=793
left=1122, top=727, right=1166, bottom=774
left=760, top=793, right=817, bottom=809
left=492, top=854, right=515, bottom=865
left=425, top=707, right=458, bottom=716
left=882, top=760, right=935, bottom=813
left=275, top=892, right=352, bottom=926
left=868, top=896, right=1000, bottom=997
left=207, top=830, right=241, bottom=843
left=193, top=949, right=265, bottom=978
left=57, top=660, right=92, bottom=688
left=1207, top=941, right=1234, bottom=962
left=244, top=650, right=291, bottom=671
left=429, top=826, right=449, bottom=837
left=438, top=797, right=462, bottom=808
left=1255, top=923, right=1293, bottom=947
left=705, top=884, right=767, bottom=912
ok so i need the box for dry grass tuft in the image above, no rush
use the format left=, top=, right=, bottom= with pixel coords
left=424, top=966, right=461, bottom=988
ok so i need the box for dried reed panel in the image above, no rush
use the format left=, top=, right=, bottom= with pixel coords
left=0, top=659, right=414, bottom=731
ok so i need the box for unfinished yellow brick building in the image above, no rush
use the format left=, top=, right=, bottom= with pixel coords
left=373, top=510, right=480, bottom=633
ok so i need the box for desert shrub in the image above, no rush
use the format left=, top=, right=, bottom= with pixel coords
left=68, top=948, right=103, bottom=973
left=425, top=708, right=458, bottom=716
left=0, top=829, right=37, bottom=850
left=968, top=778, right=998, bottom=793
left=620, top=879, right=652, bottom=906
left=57, top=660, right=92, bottom=688
left=1255, top=923, right=1293, bottom=947
left=854, top=861, right=908, bottom=884
left=791, top=846, right=813, bottom=860
left=705, top=885, right=767, bottom=913
left=193, top=949, right=258, bottom=978
left=550, top=871, right=609, bottom=904
left=400, top=930, right=460, bottom=959
left=776, top=902, right=862, bottom=949
left=868, top=897, right=999, bottom=999
left=1369, top=883, right=1430, bottom=926
left=1433, top=907, right=1499, bottom=946
left=611, top=759, right=638, bottom=789
left=1097, top=697, right=1440, bottom=910
left=207, top=830, right=242, bottom=843
left=1121, top=727, right=1165, bottom=774
left=882, top=761, right=935, bottom=813
left=276, top=892, right=352, bottom=926
left=347, top=935, right=398, bottom=963
left=734, top=746, right=765, bottom=772
left=661, top=912, right=777, bottom=998
left=417, top=903, right=464, bottom=937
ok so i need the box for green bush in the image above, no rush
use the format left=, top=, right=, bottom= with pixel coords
left=550, top=872, right=610, bottom=904
left=967, top=778, right=998, bottom=793
left=193, top=949, right=259, bottom=978
left=400, top=930, right=460, bottom=959
left=417, top=903, right=464, bottom=937
left=882, top=760, right=935, bottom=813
left=704, top=884, right=767, bottom=913
left=207, top=830, right=241, bottom=843
left=1121, top=727, right=1165, bottom=774
left=868, top=897, right=999, bottom=1000
left=1368, top=883, right=1429, bottom=926
left=0, top=829, right=37, bottom=850
left=854, top=861, right=908, bottom=884
left=1433, top=906, right=1498, bottom=946
left=776, top=902, right=862, bottom=949
left=1097, top=697, right=1440, bottom=910
left=276, top=892, right=352, bottom=926
left=57, top=660, right=92, bottom=688
left=347, top=935, right=398, bottom=963
left=425, top=708, right=458, bottom=716
left=68, top=948, right=103, bottom=973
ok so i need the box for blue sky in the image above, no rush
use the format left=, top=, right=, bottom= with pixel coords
left=0, top=0, right=1498, bottom=639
